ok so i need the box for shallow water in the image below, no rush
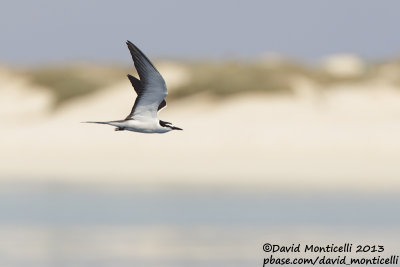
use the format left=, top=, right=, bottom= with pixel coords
left=0, top=184, right=399, bottom=266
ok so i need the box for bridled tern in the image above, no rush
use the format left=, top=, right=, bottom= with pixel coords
left=84, top=41, right=182, bottom=133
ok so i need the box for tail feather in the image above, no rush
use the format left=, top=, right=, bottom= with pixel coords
left=81, top=121, right=109, bottom=124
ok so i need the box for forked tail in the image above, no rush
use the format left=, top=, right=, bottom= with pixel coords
left=81, top=121, right=110, bottom=124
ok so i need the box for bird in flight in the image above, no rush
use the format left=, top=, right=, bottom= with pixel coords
left=84, top=41, right=182, bottom=133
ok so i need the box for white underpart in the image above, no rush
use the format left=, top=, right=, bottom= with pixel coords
left=109, top=119, right=171, bottom=133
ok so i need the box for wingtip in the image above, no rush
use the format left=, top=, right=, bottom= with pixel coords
left=126, top=40, right=138, bottom=51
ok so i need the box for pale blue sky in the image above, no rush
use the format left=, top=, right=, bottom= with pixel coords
left=1, top=0, right=400, bottom=64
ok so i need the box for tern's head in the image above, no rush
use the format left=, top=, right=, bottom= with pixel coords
left=159, top=120, right=183, bottom=131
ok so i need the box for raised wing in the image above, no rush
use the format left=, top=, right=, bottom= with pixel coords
left=126, top=74, right=166, bottom=118
left=125, top=41, right=167, bottom=120
left=127, top=74, right=142, bottom=95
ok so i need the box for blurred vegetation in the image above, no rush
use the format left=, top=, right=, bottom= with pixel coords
left=18, top=58, right=400, bottom=107
left=21, top=64, right=129, bottom=106
left=172, top=61, right=294, bottom=98
left=171, top=60, right=376, bottom=99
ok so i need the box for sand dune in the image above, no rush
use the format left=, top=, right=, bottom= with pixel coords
left=1, top=63, right=400, bottom=192
left=0, top=67, right=54, bottom=123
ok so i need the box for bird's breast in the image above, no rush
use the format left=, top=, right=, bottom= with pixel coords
left=123, top=119, right=169, bottom=133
